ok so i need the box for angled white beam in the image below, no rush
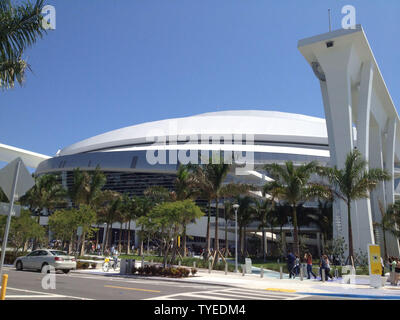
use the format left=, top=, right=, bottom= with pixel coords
left=0, top=143, right=50, bottom=169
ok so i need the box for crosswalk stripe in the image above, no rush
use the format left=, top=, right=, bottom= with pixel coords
left=182, top=293, right=232, bottom=300
left=198, top=291, right=275, bottom=300
left=225, top=289, right=298, bottom=299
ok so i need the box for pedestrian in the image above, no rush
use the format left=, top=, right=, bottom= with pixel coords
left=319, top=254, right=333, bottom=280
left=293, top=255, right=300, bottom=276
left=395, top=258, right=400, bottom=286
left=286, top=250, right=296, bottom=279
left=304, top=252, right=317, bottom=279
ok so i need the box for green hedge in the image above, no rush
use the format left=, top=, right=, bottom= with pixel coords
left=0, top=251, right=28, bottom=265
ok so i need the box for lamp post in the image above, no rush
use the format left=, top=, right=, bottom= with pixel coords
left=233, top=204, right=240, bottom=273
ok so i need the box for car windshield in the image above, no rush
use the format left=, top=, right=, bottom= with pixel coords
left=50, top=250, right=68, bottom=256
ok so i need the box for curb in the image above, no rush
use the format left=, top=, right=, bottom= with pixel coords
left=296, top=291, right=400, bottom=300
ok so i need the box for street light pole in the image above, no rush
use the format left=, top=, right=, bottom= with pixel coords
left=233, top=204, right=239, bottom=273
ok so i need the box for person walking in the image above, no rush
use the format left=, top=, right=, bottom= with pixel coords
left=324, top=255, right=333, bottom=280
left=305, top=252, right=317, bottom=279
left=287, top=250, right=296, bottom=279
left=394, top=258, right=400, bottom=286
left=294, top=255, right=300, bottom=276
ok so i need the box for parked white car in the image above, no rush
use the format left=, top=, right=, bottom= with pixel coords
left=14, top=249, right=76, bottom=274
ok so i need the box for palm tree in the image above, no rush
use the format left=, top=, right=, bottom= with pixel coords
left=172, top=165, right=198, bottom=257
left=374, top=201, right=400, bottom=259
left=21, top=174, right=66, bottom=219
left=253, top=198, right=269, bottom=261
left=0, top=0, right=47, bottom=89
left=264, top=161, right=326, bottom=256
left=68, top=167, right=106, bottom=255
left=20, top=174, right=66, bottom=249
left=123, top=195, right=140, bottom=255
left=223, top=200, right=234, bottom=256
left=188, top=161, right=229, bottom=260
left=317, top=150, right=390, bottom=265
left=189, top=160, right=253, bottom=264
left=95, top=190, right=122, bottom=252
left=235, top=195, right=254, bottom=259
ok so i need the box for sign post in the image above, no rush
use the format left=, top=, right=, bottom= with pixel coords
left=0, top=158, right=35, bottom=279
left=367, top=244, right=382, bottom=288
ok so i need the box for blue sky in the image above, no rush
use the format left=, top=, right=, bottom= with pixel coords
left=1, top=0, right=400, bottom=158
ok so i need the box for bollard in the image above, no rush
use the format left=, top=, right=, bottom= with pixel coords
left=242, top=265, right=245, bottom=276
left=151, top=259, right=153, bottom=265
left=300, top=265, right=303, bottom=281
left=178, top=260, right=181, bottom=267
left=141, top=256, right=144, bottom=268
left=279, top=266, right=283, bottom=279
left=208, top=261, right=212, bottom=274
left=334, top=268, right=338, bottom=279
left=193, top=261, right=196, bottom=268
left=322, top=269, right=326, bottom=282
left=225, top=263, right=228, bottom=275
left=260, top=267, right=264, bottom=278
left=0, top=274, right=8, bottom=300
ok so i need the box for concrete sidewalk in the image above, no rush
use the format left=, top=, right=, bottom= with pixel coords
left=73, top=266, right=400, bottom=300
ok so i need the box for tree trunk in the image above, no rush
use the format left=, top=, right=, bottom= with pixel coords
left=118, top=222, right=123, bottom=252
left=205, top=201, right=211, bottom=260
left=239, top=225, right=243, bottom=258
left=215, top=197, right=219, bottom=254
left=225, top=217, right=228, bottom=256
left=292, top=204, right=299, bottom=256
left=244, top=225, right=247, bottom=257
left=80, top=231, right=86, bottom=256
left=262, top=225, right=266, bottom=261
left=127, top=220, right=131, bottom=255
left=383, top=227, right=387, bottom=259
left=183, top=225, right=187, bottom=257
left=347, top=200, right=354, bottom=266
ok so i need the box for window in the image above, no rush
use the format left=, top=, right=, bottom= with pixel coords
left=27, top=251, right=40, bottom=256
left=50, top=250, right=67, bottom=256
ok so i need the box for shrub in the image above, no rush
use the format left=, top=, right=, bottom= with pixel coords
left=191, top=268, right=197, bottom=276
left=91, top=263, right=97, bottom=269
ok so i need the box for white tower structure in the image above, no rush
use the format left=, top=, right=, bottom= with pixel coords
left=298, top=25, right=400, bottom=257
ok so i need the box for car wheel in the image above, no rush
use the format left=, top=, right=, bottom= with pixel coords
left=16, top=261, right=23, bottom=271
left=62, top=269, right=70, bottom=274
left=41, top=263, right=50, bottom=273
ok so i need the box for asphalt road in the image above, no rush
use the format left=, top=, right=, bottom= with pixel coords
left=0, top=266, right=353, bottom=300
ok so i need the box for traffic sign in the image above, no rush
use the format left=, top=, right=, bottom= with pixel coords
left=0, top=157, right=34, bottom=201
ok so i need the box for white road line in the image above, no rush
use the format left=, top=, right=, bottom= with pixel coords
left=147, top=288, right=307, bottom=301
left=68, top=274, right=218, bottom=288
left=226, top=289, right=298, bottom=299
left=5, top=287, right=93, bottom=300
left=181, top=293, right=232, bottom=300
left=201, top=290, right=275, bottom=300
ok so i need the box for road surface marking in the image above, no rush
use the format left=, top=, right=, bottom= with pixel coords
left=5, top=287, right=93, bottom=300
left=265, top=288, right=297, bottom=293
left=104, top=285, right=161, bottom=293
left=147, top=287, right=305, bottom=300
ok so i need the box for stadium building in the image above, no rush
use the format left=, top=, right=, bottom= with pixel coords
left=34, top=110, right=331, bottom=255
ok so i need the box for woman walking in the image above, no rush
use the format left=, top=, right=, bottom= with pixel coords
left=304, top=252, right=316, bottom=279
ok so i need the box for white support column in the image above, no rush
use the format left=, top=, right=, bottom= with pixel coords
left=369, top=124, right=387, bottom=254
left=316, top=47, right=356, bottom=256
left=354, top=61, right=375, bottom=253
left=383, top=119, right=400, bottom=256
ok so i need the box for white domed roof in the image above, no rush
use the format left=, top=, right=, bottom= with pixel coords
left=58, top=110, right=328, bottom=156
